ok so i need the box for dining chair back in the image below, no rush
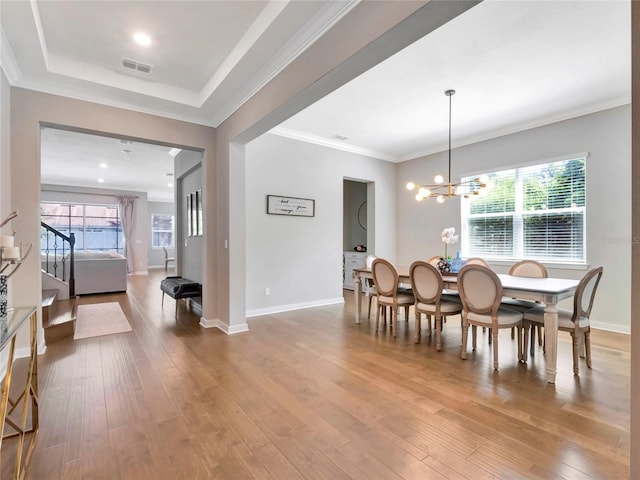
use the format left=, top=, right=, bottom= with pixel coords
left=410, top=261, right=462, bottom=350
left=506, top=259, right=547, bottom=347
left=465, top=257, right=490, bottom=267
left=457, top=264, right=523, bottom=370
left=163, top=247, right=176, bottom=272
left=364, top=254, right=378, bottom=319
left=509, top=260, right=548, bottom=278
left=426, top=256, right=441, bottom=267
left=523, top=266, right=603, bottom=374
left=371, top=258, right=415, bottom=337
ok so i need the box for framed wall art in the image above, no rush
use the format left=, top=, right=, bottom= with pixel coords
left=267, top=195, right=315, bottom=217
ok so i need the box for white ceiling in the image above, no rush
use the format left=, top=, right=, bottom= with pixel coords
left=0, top=1, right=631, bottom=199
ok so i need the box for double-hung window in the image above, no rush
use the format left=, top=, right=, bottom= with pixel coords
left=461, top=155, right=586, bottom=264
left=151, top=213, right=174, bottom=249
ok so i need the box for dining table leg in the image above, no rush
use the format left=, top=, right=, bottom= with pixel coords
left=543, top=301, right=559, bottom=384
left=354, top=274, right=362, bottom=323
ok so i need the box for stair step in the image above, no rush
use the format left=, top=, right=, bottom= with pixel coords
left=42, top=289, right=58, bottom=308
left=43, top=298, right=77, bottom=343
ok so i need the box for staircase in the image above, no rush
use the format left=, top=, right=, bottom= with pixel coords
left=41, top=288, right=77, bottom=343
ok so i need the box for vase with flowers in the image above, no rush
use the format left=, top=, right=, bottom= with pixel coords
left=438, top=227, right=459, bottom=273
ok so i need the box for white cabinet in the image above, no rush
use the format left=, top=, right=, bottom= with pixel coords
left=343, top=251, right=367, bottom=290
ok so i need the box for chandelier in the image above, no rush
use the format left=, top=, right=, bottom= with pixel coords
left=406, top=89, right=490, bottom=203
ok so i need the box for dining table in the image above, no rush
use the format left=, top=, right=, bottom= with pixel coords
left=353, top=266, right=580, bottom=384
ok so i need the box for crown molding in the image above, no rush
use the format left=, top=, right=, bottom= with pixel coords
left=398, top=97, right=632, bottom=163
left=30, top=0, right=50, bottom=69
left=0, top=26, right=21, bottom=83
left=270, top=126, right=395, bottom=162
left=208, top=0, right=361, bottom=126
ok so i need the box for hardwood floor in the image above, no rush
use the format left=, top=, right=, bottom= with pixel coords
left=3, top=269, right=630, bottom=479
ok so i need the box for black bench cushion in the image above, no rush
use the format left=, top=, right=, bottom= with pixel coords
left=160, top=276, right=201, bottom=299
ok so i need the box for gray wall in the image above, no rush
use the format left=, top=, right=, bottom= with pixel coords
left=398, top=105, right=631, bottom=333
left=245, top=133, right=396, bottom=316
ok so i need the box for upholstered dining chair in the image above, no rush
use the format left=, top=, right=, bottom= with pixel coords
left=163, top=247, right=175, bottom=272
left=457, top=264, right=524, bottom=370
left=465, top=257, right=490, bottom=267
left=504, top=260, right=548, bottom=346
left=410, top=261, right=462, bottom=350
left=522, top=266, right=603, bottom=374
left=364, top=254, right=378, bottom=319
left=371, top=258, right=415, bottom=337
left=427, top=255, right=441, bottom=267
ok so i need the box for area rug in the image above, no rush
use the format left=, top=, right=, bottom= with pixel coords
left=74, top=302, right=132, bottom=340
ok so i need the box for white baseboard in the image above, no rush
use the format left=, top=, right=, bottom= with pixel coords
left=246, top=297, right=345, bottom=318
left=591, top=321, right=630, bottom=335
left=200, top=317, right=249, bottom=335
left=131, top=270, right=149, bottom=276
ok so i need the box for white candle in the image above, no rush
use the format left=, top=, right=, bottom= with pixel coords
left=0, top=235, right=14, bottom=247
left=1, top=246, right=20, bottom=259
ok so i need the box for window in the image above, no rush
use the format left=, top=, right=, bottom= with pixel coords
left=40, top=202, right=123, bottom=253
left=151, top=213, right=174, bottom=249
left=461, top=155, right=586, bottom=263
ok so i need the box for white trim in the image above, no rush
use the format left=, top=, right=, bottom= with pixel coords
left=199, top=316, right=249, bottom=335
left=209, top=0, right=361, bottom=126
left=131, top=270, right=149, bottom=276
left=0, top=26, right=21, bottom=83
left=592, top=322, right=630, bottom=335
left=246, top=297, right=345, bottom=318
left=399, top=100, right=628, bottom=163
left=269, top=128, right=393, bottom=162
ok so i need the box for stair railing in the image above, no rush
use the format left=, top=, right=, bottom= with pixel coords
left=40, top=222, right=75, bottom=297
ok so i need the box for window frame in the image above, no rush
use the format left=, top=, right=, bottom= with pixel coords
left=460, top=153, right=588, bottom=266
left=150, top=213, right=175, bottom=250
left=40, top=201, right=123, bottom=254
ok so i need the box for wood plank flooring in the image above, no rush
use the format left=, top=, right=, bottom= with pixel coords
left=2, top=269, right=630, bottom=479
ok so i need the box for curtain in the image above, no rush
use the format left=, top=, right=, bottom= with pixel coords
left=117, top=196, right=136, bottom=273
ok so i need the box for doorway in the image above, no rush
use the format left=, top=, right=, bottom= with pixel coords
left=343, top=179, right=372, bottom=291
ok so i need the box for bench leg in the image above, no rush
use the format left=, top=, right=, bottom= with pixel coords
left=175, top=299, right=178, bottom=319
left=162, top=291, right=165, bottom=306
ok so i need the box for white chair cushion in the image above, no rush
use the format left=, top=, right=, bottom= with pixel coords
left=466, top=307, right=523, bottom=327
left=379, top=293, right=414, bottom=305
left=500, top=298, right=538, bottom=312
left=416, top=299, right=462, bottom=315
left=524, top=306, right=590, bottom=329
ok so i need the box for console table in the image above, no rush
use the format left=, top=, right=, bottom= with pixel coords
left=0, top=306, right=38, bottom=480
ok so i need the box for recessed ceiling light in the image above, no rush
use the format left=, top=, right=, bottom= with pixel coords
left=98, top=178, right=104, bottom=183
left=168, top=183, right=174, bottom=188
left=99, top=163, right=107, bottom=168
left=165, top=172, right=174, bottom=177
left=121, top=149, right=132, bottom=154
left=134, top=32, right=151, bottom=46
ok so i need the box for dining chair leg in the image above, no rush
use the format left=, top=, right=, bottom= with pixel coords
left=472, top=325, right=478, bottom=351
left=571, top=332, right=580, bottom=375
left=488, top=327, right=492, bottom=345
left=461, top=321, right=469, bottom=359
left=537, top=325, right=543, bottom=346
left=391, top=308, right=397, bottom=338
left=375, top=304, right=380, bottom=334
left=517, top=325, right=523, bottom=362
left=492, top=329, right=499, bottom=370
left=530, top=325, right=536, bottom=355
left=585, top=329, right=592, bottom=368
left=522, top=325, right=530, bottom=363
left=414, top=311, right=421, bottom=344
left=367, top=295, right=373, bottom=319
left=511, top=326, right=515, bottom=339
left=435, top=315, right=443, bottom=351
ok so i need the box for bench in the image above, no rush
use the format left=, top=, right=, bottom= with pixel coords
left=160, top=276, right=201, bottom=318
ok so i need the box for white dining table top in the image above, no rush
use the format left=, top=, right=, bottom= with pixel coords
left=354, top=266, right=579, bottom=295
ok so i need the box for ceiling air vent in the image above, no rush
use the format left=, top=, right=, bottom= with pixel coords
left=121, top=57, right=153, bottom=74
